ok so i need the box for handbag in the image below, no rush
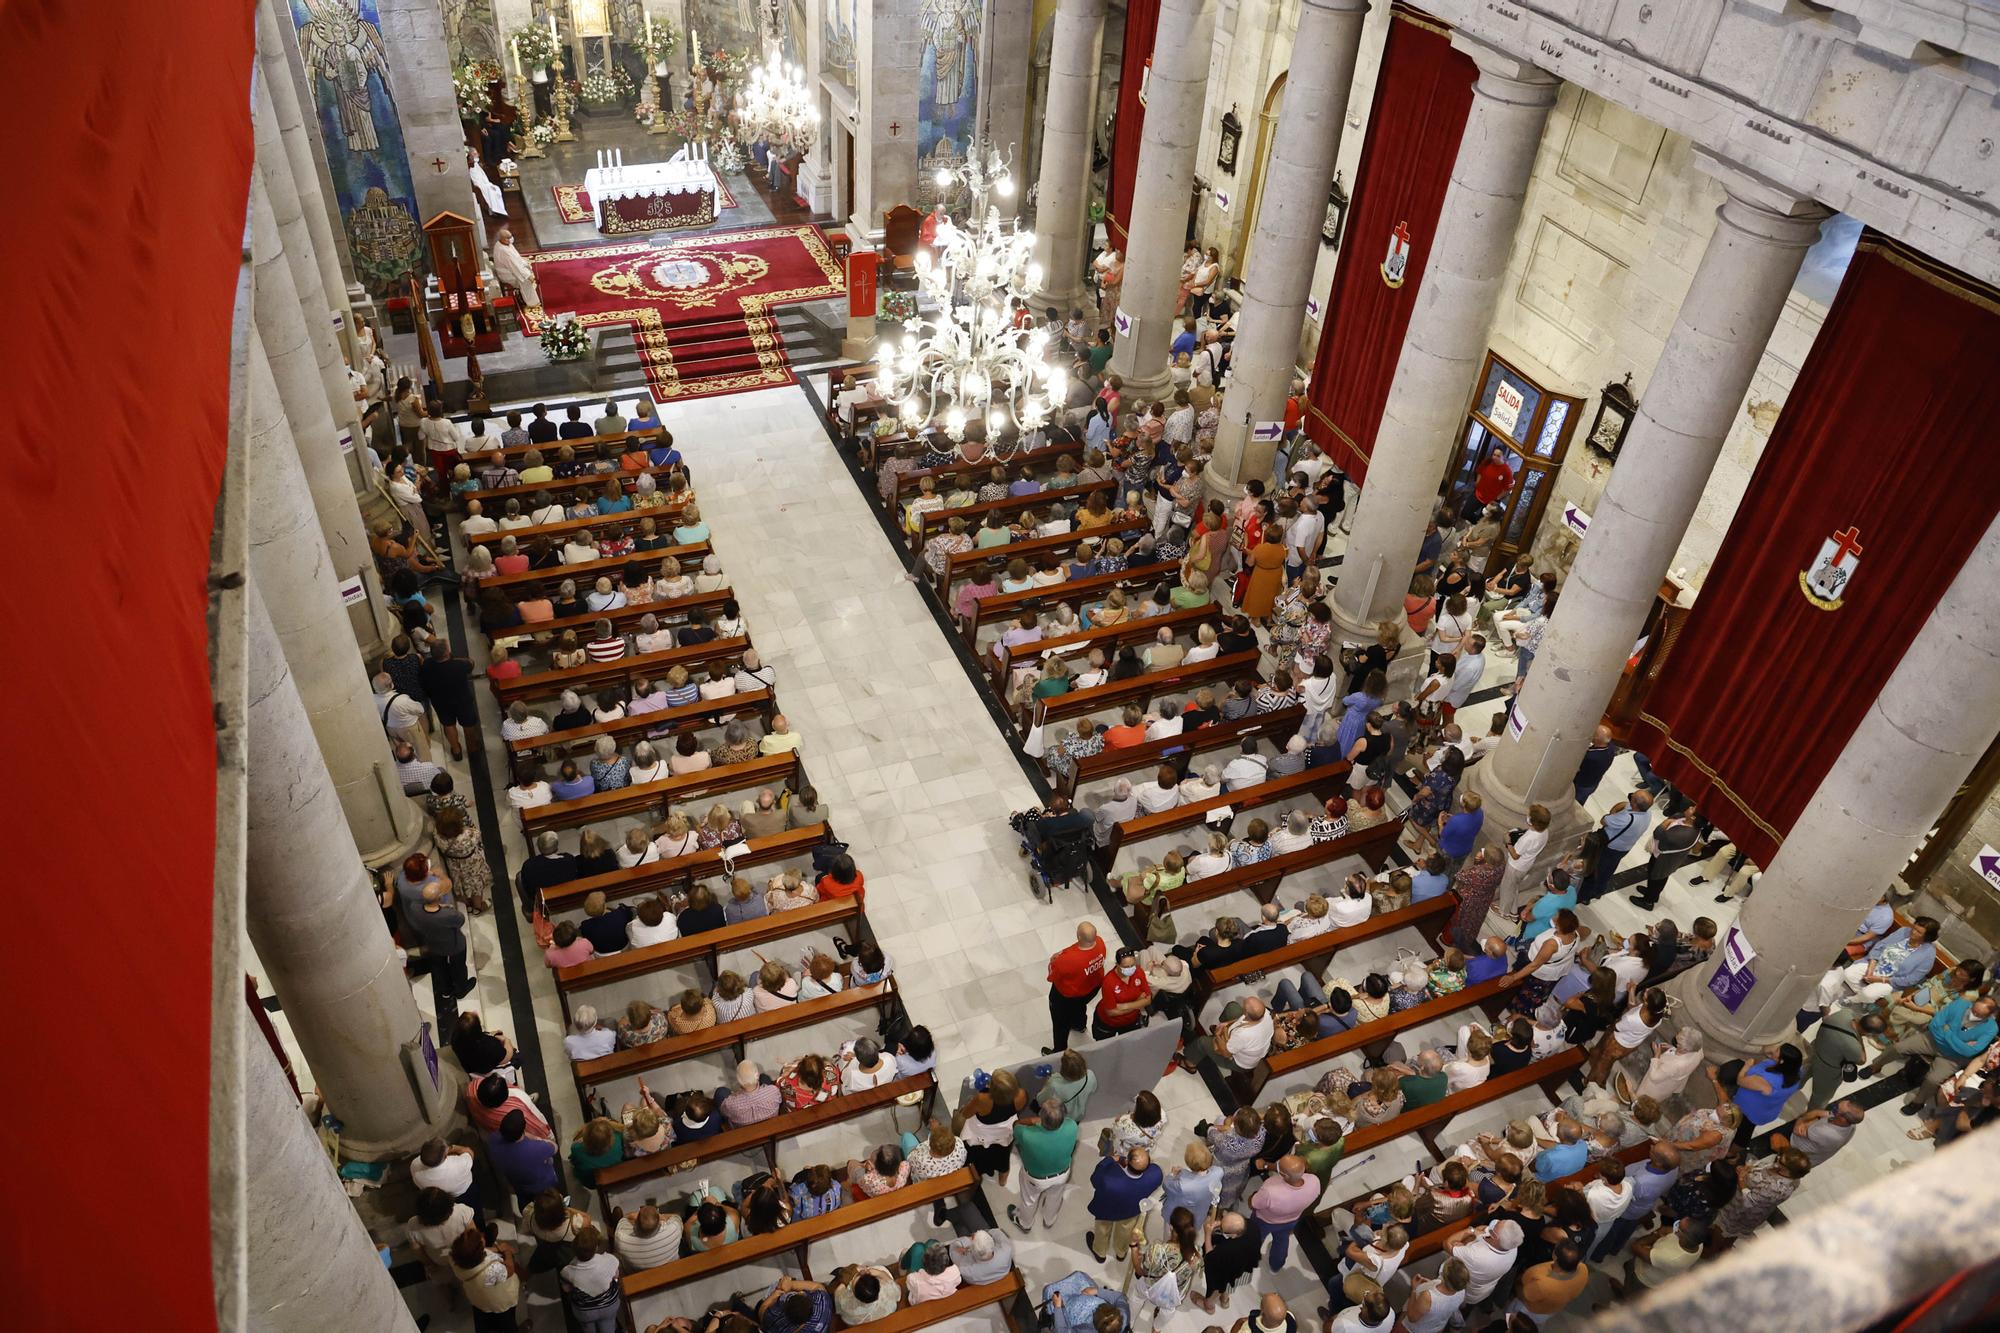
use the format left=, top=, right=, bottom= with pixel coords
left=1842, top=940, right=1870, bottom=960
left=1140, top=1268, right=1182, bottom=1311
left=530, top=894, right=554, bottom=950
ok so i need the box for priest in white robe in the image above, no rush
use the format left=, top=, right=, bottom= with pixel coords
left=490, top=227, right=540, bottom=309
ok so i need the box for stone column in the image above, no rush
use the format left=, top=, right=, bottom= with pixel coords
left=248, top=322, right=422, bottom=867
left=250, top=171, right=398, bottom=656
left=1028, top=0, right=1108, bottom=310
left=852, top=0, right=923, bottom=237
left=1106, top=0, right=1217, bottom=398
left=1329, top=40, right=1557, bottom=637
left=244, top=577, right=455, bottom=1159
left=1207, top=0, right=1371, bottom=499
left=1467, top=161, right=1829, bottom=861
left=254, top=73, right=370, bottom=491
left=984, top=0, right=1036, bottom=221
left=245, top=1012, right=420, bottom=1331
left=257, top=0, right=356, bottom=364
left=1675, top=506, right=2000, bottom=1058
left=379, top=0, right=484, bottom=249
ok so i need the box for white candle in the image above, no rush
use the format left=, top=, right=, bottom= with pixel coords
left=548, top=13, right=558, bottom=42
left=512, top=42, right=522, bottom=79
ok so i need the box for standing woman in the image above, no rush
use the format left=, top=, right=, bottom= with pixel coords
left=1174, top=244, right=1202, bottom=312
left=432, top=808, right=493, bottom=915
left=1202, top=1106, right=1268, bottom=1207
left=1590, top=985, right=1669, bottom=1088
left=958, top=1068, right=1030, bottom=1188
left=1711, top=1044, right=1808, bottom=1148
left=1188, top=247, right=1222, bottom=318
left=393, top=377, right=425, bottom=452
left=1130, top=1206, right=1204, bottom=1329
left=1238, top=518, right=1289, bottom=620
left=1502, top=908, right=1587, bottom=1017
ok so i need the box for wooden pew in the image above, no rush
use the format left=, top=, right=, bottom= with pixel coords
left=934, top=525, right=1149, bottom=600
left=994, top=605, right=1222, bottom=697
left=1240, top=973, right=1524, bottom=1105
left=859, top=1274, right=1026, bottom=1333
left=1061, top=707, right=1304, bottom=798
left=1320, top=1047, right=1589, bottom=1161
left=520, top=753, right=799, bottom=837
left=618, top=1164, right=975, bottom=1297
left=592, top=1072, right=937, bottom=1225
left=1100, top=759, right=1352, bottom=867
left=1318, top=1141, right=1655, bottom=1255
left=557, top=897, right=863, bottom=998
left=890, top=438, right=1071, bottom=506
left=1196, top=890, right=1453, bottom=1050
left=492, top=635, right=749, bottom=706
left=542, top=824, right=829, bottom=917
left=483, top=422, right=664, bottom=464
left=464, top=461, right=686, bottom=507
left=1157, top=819, right=1405, bottom=922
left=912, top=479, right=1117, bottom=548
left=573, top=980, right=899, bottom=1100
left=477, top=540, right=710, bottom=598
left=1034, top=649, right=1265, bottom=737
left=964, top=559, right=1179, bottom=644
left=465, top=503, right=685, bottom=549
left=510, top=687, right=773, bottom=761
left=506, top=587, right=735, bottom=650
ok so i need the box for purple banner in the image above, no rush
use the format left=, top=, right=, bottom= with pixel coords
left=1708, top=960, right=1757, bottom=1014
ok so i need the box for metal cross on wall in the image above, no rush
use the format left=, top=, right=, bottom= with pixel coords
left=430, top=156, right=449, bottom=173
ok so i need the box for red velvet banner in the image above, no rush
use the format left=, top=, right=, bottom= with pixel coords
left=1105, top=0, right=1161, bottom=250
left=2, top=0, right=250, bottom=1327
left=1303, top=4, right=1475, bottom=482
left=1630, top=234, right=2000, bottom=866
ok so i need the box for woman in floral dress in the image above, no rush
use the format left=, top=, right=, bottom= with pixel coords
left=1202, top=1107, right=1268, bottom=1206
left=1444, top=846, right=1505, bottom=954
left=431, top=807, right=492, bottom=914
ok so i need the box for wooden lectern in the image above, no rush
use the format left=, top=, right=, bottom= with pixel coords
left=423, top=211, right=501, bottom=358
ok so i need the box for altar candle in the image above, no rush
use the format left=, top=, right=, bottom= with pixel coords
left=548, top=13, right=558, bottom=41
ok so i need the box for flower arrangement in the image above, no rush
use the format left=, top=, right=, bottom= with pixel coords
left=634, top=102, right=657, bottom=128
left=704, top=47, right=751, bottom=86
left=511, top=25, right=557, bottom=72
left=579, top=71, right=628, bottom=105
left=541, top=313, right=589, bottom=362
left=660, top=107, right=704, bottom=142
left=880, top=290, right=920, bottom=324
left=638, top=23, right=679, bottom=66
left=712, top=132, right=747, bottom=175
left=454, top=60, right=503, bottom=119
left=529, top=121, right=557, bottom=146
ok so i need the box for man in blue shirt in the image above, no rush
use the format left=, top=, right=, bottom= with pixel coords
left=1572, top=724, right=1622, bottom=805
left=1531, top=1120, right=1590, bottom=1182
left=1578, top=790, right=1653, bottom=904
left=1844, top=897, right=1898, bottom=955
left=1410, top=853, right=1454, bottom=904
left=1806, top=915, right=1940, bottom=1027
left=1589, top=1143, right=1680, bottom=1261
left=1439, top=793, right=1485, bottom=864
left=486, top=1109, right=560, bottom=1205
left=1085, top=1147, right=1162, bottom=1263
left=1170, top=316, right=1199, bottom=358
left=1465, top=937, right=1511, bottom=985
left=1869, top=995, right=1998, bottom=1111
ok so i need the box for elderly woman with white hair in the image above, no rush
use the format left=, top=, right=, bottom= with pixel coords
left=585, top=574, right=625, bottom=612
left=588, top=736, right=631, bottom=790
left=631, top=613, right=672, bottom=655
left=631, top=468, right=666, bottom=509
left=563, top=1005, right=617, bottom=1061
left=1176, top=762, right=1223, bottom=805
left=626, top=741, right=667, bottom=785
left=733, top=648, right=777, bottom=693
left=499, top=700, right=550, bottom=743
left=551, top=689, right=590, bottom=732
left=1632, top=1024, right=1706, bottom=1103
left=657, top=558, right=696, bottom=600
left=1091, top=778, right=1140, bottom=848
left=692, top=553, right=727, bottom=593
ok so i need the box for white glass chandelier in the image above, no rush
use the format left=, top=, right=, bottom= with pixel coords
left=735, top=55, right=819, bottom=156
left=880, top=141, right=1066, bottom=450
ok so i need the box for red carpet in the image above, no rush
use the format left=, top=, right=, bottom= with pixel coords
left=529, top=224, right=845, bottom=401
left=552, top=178, right=739, bottom=225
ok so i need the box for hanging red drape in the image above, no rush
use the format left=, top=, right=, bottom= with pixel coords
left=1629, top=234, right=2000, bottom=867
left=1303, top=4, right=1475, bottom=482
left=1105, top=0, right=1162, bottom=250
left=1, top=0, right=249, bottom=1327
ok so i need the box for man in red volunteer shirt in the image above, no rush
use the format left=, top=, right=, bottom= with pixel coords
left=1092, top=947, right=1153, bottom=1040
left=1045, top=920, right=1106, bottom=1054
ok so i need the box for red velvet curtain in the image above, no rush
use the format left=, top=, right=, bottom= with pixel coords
left=1105, top=0, right=1161, bottom=249
left=1, top=1, right=250, bottom=1326
left=1303, top=4, right=1475, bottom=482
left=1630, top=234, right=2000, bottom=866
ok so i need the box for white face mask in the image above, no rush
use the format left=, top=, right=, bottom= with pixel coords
left=1118, top=966, right=1137, bottom=978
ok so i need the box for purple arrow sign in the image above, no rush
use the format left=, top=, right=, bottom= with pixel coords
left=1977, top=847, right=2000, bottom=886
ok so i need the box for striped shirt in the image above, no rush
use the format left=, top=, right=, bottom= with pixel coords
left=585, top=636, right=627, bottom=663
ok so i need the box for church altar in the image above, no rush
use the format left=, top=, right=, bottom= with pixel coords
left=581, top=145, right=720, bottom=236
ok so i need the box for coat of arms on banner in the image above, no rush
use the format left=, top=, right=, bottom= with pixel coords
left=1799, top=526, right=1863, bottom=610
left=1381, top=220, right=1412, bottom=289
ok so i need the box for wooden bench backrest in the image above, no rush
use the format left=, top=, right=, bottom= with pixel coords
left=572, top=979, right=896, bottom=1091
left=892, top=439, right=1070, bottom=502
left=1105, top=759, right=1351, bottom=864
left=620, top=1165, right=973, bottom=1298
left=506, top=586, right=734, bottom=650
left=1266, top=974, right=1522, bottom=1082
left=1388, top=1142, right=1654, bottom=1263
left=1036, top=649, right=1264, bottom=732
left=936, top=525, right=1147, bottom=598
left=557, top=896, right=860, bottom=991
left=466, top=503, right=686, bottom=549
left=485, top=423, right=665, bottom=464
left=863, top=1276, right=1027, bottom=1333
left=1161, top=820, right=1398, bottom=917
left=1336, top=1047, right=1590, bottom=1159
left=464, top=461, right=686, bottom=505
left=1066, top=706, right=1303, bottom=797
left=520, top=753, right=799, bottom=837
left=542, top=823, right=829, bottom=916
left=914, top=479, right=1117, bottom=546
left=997, top=605, right=1222, bottom=693
left=1203, top=884, right=1451, bottom=992
left=492, top=634, right=747, bottom=706
left=510, top=687, right=772, bottom=759
left=478, top=540, right=709, bottom=596
left=966, top=559, right=1178, bottom=642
